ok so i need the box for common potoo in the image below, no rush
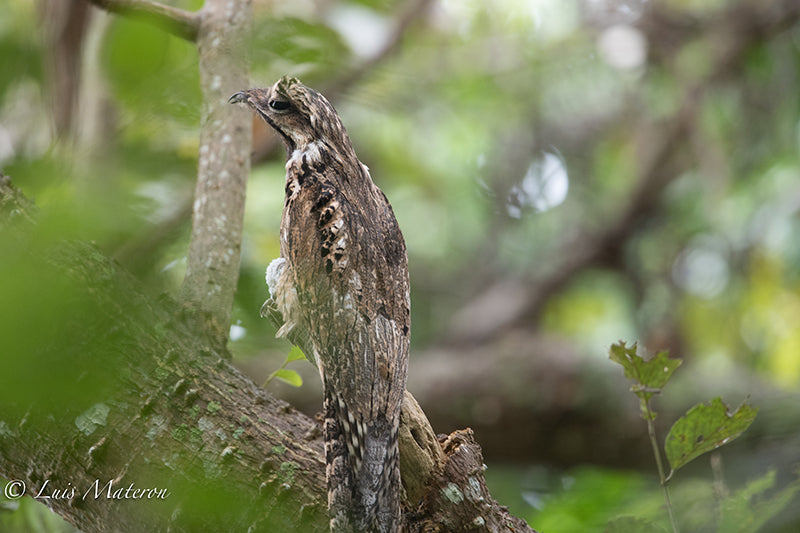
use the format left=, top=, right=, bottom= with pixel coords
left=230, top=77, right=409, bottom=532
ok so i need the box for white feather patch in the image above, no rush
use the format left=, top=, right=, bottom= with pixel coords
left=265, top=257, right=286, bottom=299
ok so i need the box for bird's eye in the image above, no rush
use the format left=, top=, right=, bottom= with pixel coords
left=269, top=99, right=291, bottom=111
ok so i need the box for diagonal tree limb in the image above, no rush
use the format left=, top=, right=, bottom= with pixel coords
left=0, top=173, right=536, bottom=532
left=85, top=0, right=200, bottom=42
left=447, top=0, right=800, bottom=346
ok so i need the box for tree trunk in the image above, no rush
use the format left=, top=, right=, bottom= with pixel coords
left=0, top=173, right=534, bottom=532
left=179, top=0, right=252, bottom=344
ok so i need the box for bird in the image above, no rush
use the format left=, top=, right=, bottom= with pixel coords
left=230, top=77, right=410, bottom=533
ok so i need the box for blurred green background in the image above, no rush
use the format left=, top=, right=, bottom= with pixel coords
left=1, top=0, right=799, bottom=531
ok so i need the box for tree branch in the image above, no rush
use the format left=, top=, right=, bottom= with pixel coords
left=41, top=0, right=91, bottom=137
left=85, top=0, right=200, bottom=42
left=0, top=174, right=536, bottom=533
left=179, top=0, right=252, bottom=344
left=447, top=0, right=800, bottom=345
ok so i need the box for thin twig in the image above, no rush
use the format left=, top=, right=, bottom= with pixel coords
left=643, top=398, right=680, bottom=533
left=263, top=357, right=289, bottom=388
left=710, top=452, right=727, bottom=526
left=85, top=0, right=200, bottom=42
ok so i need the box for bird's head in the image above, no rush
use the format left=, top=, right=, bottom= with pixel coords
left=229, top=76, right=352, bottom=156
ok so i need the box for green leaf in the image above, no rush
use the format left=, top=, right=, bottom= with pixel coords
left=273, top=369, right=303, bottom=388
left=665, top=397, right=758, bottom=476
left=605, top=516, right=667, bottom=533
left=609, top=341, right=681, bottom=396
left=287, top=346, right=307, bottom=362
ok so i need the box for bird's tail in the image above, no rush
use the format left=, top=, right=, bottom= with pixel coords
left=325, top=393, right=401, bottom=533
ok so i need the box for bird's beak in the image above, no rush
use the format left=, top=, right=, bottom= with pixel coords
left=228, top=91, right=248, bottom=105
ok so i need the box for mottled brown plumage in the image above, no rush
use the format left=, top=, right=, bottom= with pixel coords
left=230, top=77, right=409, bottom=532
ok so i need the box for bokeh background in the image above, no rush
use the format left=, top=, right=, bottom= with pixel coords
left=2, top=0, right=799, bottom=531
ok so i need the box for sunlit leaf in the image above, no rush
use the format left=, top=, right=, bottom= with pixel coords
left=665, top=397, right=758, bottom=476
left=609, top=341, right=682, bottom=395
left=287, top=345, right=307, bottom=362
left=273, top=369, right=303, bottom=388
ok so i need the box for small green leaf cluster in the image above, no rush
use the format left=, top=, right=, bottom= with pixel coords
left=610, top=342, right=757, bottom=477
left=609, top=341, right=761, bottom=533
left=664, top=398, right=758, bottom=480
left=609, top=342, right=681, bottom=421
left=263, top=346, right=307, bottom=388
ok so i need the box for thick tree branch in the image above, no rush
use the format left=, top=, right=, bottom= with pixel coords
left=0, top=175, right=535, bottom=533
left=447, top=0, right=800, bottom=345
left=85, top=0, right=200, bottom=42
left=86, top=0, right=253, bottom=345
left=261, top=301, right=534, bottom=532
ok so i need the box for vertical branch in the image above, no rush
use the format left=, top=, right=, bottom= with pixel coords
left=180, top=0, right=252, bottom=343
left=40, top=0, right=90, bottom=137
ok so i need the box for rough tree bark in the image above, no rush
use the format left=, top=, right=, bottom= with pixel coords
left=10, top=1, right=794, bottom=531
left=1, top=0, right=536, bottom=530
left=180, top=0, right=252, bottom=345
left=0, top=173, right=534, bottom=532
left=88, top=0, right=252, bottom=347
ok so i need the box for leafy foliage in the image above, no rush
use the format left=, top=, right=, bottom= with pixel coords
left=516, top=467, right=650, bottom=533
left=665, top=398, right=758, bottom=477
left=715, top=469, right=800, bottom=533
left=264, top=346, right=307, bottom=388
left=487, top=465, right=800, bottom=533
left=103, top=17, right=201, bottom=125
left=609, top=341, right=682, bottom=412
left=608, top=341, right=776, bottom=532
